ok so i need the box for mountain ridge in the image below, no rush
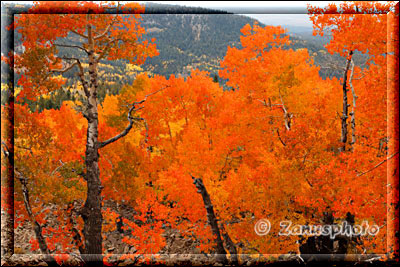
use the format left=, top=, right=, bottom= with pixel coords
left=2, top=2, right=361, bottom=111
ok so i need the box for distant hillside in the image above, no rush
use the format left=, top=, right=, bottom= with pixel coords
left=2, top=2, right=365, bottom=110
left=143, top=2, right=229, bottom=14
left=4, top=2, right=354, bottom=82
left=139, top=11, right=354, bottom=80
left=140, top=13, right=259, bottom=78
left=139, top=5, right=367, bottom=80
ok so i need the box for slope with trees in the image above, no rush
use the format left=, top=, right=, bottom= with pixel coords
left=1, top=1, right=398, bottom=265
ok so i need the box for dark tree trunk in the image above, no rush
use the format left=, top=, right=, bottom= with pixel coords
left=299, top=212, right=356, bottom=262
left=191, top=175, right=228, bottom=264
left=221, top=224, right=238, bottom=265
left=15, top=171, right=58, bottom=267
left=80, top=22, right=103, bottom=265
left=339, top=50, right=353, bottom=152
left=299, top=212, right=334, bottom=261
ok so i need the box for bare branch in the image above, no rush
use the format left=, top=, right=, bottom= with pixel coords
left=54, top=43, right=89, bottom=54
left=98, top=105, right=136, bottom=149
left=62, top=57, right=89, bottom=98
left=94, top=15, right=118, bottom=40
left=98, top=86, right=168, bottom=149
left=51, top=61, right=78, bottom=74
left=14, top=170, right=57, bottom=266
left=305, top=178, right=313, bottom=188
left=219, top=151, right=234, bottom=180
left=220, top=224, right=238, bottom=265
left=277, top=88, right=293, bottom=131
left=353, top=73, right=365, bottom=80
left=276, top=128, right=286, bottom=147
left=61, top=56, right=81, bottom=61
left=71, top=29, right=88, bottom=39
left=134, top=117, right=150, bottom=144
left=71, top=168, right=87, bottom=181
left=319, top=62, right=346, bottom=72
left=133, top=86, right=169, bottom=106
left=51, top=57, right=89, bottom=98
left=364, top=256, right=383, bottom=263
left=95, top=38, right=121, bottom=63
left=357, top=152, right=398, bottom=177
left=278, top=88, right=288, bottom=115
left=257, top=99, right=268, bottom=107
left=50, top=160, right=65, bottom=176
left=15, top=144, right=34, bottom=156
left=258, top=96, right=292, bottom=130
left=349, top=59, right=357, bottom=148
left=102, top=153, right=114, bottom=170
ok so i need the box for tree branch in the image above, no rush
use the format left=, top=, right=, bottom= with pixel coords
left=54, top=43, right=89, bottom=54
left=338, top=50, right=353, bottom=152
left=51, top=61, right=78, bottom=74
left=190, top=174, right=227, bottom=264
left=98, top=104, right=137, bottom=149
left=95, top=38, right=121, bottom=63
left=57, top=57, right=89, bottom=98
left=258, top=89, right=292, bottom=131
left=356, top=152, right=398, bottom=177
left=50, top=160, right=65, bottom=176
left=98, top=87, right=168, bottom=149
left=348, top=59, right=357, bottom=148
left=133, top=86, right=168, bottom=106
left=15, top=170, right=58, bottom=266
left=220, top=224, right=238, bottom=265
left=75, top=59, right=90, bottom=98
left=134, top=117, right=150, bottom=144
left=71, top=29, right=88, bottom=39
left=278, top=88, right=293, bottom=131
left=219, top=151, right=233, bottom=180
left=276, top=128, right=287, bottom=147
left=278, top=88, right=288, bottom=115
left=71, top=168, right=87, bottom=181
left=94, top=15, right=118, bottom=40
left=15, top=144, right=34, bottom=156
left=305, top=178, right=313, bottom=188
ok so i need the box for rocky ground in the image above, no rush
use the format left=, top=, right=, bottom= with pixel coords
left=2, top=201, right=300, bottom=266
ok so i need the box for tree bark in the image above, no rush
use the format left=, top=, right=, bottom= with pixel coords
left=348, top=59, right=357, bottom=149
left=80, top=21, right=103, bottom=265
left=339, top=50, right=353, bottom=152
left=220, top=224, right=238, bottom=265
left=15, top=171, right=58, bottom=267
left=190, top=175, right=227, bottom=264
